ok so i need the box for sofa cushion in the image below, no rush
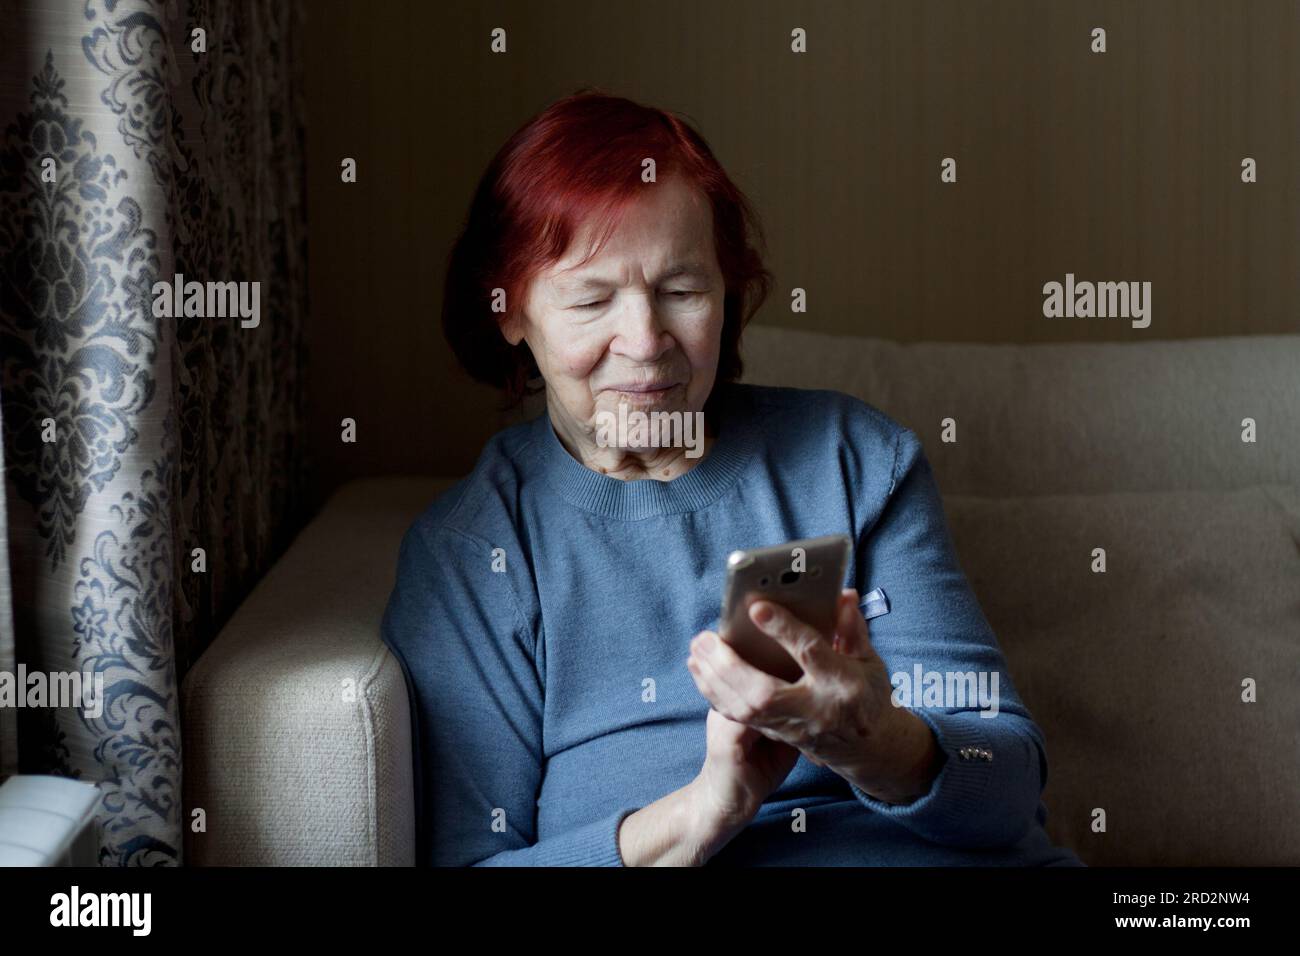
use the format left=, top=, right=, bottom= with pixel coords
left=944, top=483, right=1300, bottom=865
left=738, top=325, right=1300, bottom=497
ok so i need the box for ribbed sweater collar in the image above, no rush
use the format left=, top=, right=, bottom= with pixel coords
left=528, top=382, right=760, bottom=520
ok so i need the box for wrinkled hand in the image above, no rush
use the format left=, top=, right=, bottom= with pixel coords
left=694, top=706, right=801, bottom=826
left=687, top=588, right=938, bottom=802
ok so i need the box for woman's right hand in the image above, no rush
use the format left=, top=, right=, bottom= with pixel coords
left=617, top=707, right=800, bottom=866
left=691, top=706, right=801, bottom=836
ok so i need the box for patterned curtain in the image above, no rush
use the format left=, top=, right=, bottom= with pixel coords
left=0, top=0, right=309, bottom=865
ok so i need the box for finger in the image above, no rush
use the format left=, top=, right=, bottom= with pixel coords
left=833, top=592, right=877, bottom=660
left=707, top=705, right=749, bottom=734
left=681, top=639, right=733, bottom=712
left=687, top=646, right=727, bottom=712
left=701, top=638, right=827, bottom=759
left=706, top=707, right=761, bottom=754
left=697, top=630, right=795, bottom=726
left=748, top=599, right=835, bottom=678
left=691, top=640, right=758, bottom=724
left=832, top=590, right=856, bottom=653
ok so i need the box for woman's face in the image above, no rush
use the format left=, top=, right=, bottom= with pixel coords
left=503, top=175, right=726, bottom=458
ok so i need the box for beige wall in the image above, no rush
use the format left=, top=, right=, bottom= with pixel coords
left=304, top=0, right=1299, bottom=511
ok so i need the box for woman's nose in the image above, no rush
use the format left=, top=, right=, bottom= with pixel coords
left=611, top=292, right=672, bottom=359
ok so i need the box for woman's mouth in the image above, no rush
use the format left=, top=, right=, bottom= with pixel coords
left=607, top=382, right=679, bottom=395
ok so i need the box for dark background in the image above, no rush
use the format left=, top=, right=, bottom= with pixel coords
left=303, top=0, right=1300, bottom=512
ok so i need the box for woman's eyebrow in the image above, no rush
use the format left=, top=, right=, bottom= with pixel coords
left=556, top=261, right=710, bottom=293
left=656, top=261, right=710, bottom=282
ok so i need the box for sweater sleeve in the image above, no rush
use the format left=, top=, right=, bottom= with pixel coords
left=847, top=425, right=1049, bottom=849
left=380, top=519, right=639, bottom=866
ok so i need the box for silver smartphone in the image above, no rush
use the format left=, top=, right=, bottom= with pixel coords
left=719, top=533, right=853, bottom=682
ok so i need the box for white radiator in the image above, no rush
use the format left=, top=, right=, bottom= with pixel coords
left=0, top=775, right=101, bottom=866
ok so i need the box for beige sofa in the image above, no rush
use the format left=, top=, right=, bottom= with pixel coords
left=182, top=325, right=1300, bottom=866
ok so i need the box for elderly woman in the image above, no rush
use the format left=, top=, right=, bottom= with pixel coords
left=381, top=91, right=1082, bottom=867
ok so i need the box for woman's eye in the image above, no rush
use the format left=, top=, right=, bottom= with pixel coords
left=574, top=291, right=701, bottom=309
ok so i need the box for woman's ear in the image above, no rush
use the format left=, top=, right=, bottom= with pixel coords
left=499, top=309, right=525, bottom=346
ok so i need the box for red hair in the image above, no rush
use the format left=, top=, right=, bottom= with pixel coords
left=442, top=89, right=773, bottom=409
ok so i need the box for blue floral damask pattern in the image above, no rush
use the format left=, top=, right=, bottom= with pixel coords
left=82, top=0, right=311, bottom=674
left=0, top=0, right=307, bottom=866
left=73, top=429, right=181, bottom=866
left=0, top=53, right=159, bottom=570
left=0, top=51, right=179, bottom=866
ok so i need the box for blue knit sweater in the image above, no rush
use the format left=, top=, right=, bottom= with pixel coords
left=380, top=382, right=1083, bottom=866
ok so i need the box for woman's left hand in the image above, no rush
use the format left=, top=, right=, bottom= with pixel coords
left=686, top=588, right=942, bottom=805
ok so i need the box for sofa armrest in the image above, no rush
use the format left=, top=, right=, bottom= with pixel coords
left=181, top=477, right=456, bottom=866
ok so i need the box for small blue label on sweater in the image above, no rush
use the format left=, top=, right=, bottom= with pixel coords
left=860, top=587, right=890, bottom=620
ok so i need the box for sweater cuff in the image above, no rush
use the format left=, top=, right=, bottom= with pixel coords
left=551, top=806, right=641, bottom=867
left=848, top=709, right=993, bottom=840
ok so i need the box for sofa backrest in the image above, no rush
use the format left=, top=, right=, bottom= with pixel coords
left=739, top=324, right=1300, bottom=496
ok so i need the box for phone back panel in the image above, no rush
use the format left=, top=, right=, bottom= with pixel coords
left=719, top=534, right=852, bottom=682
